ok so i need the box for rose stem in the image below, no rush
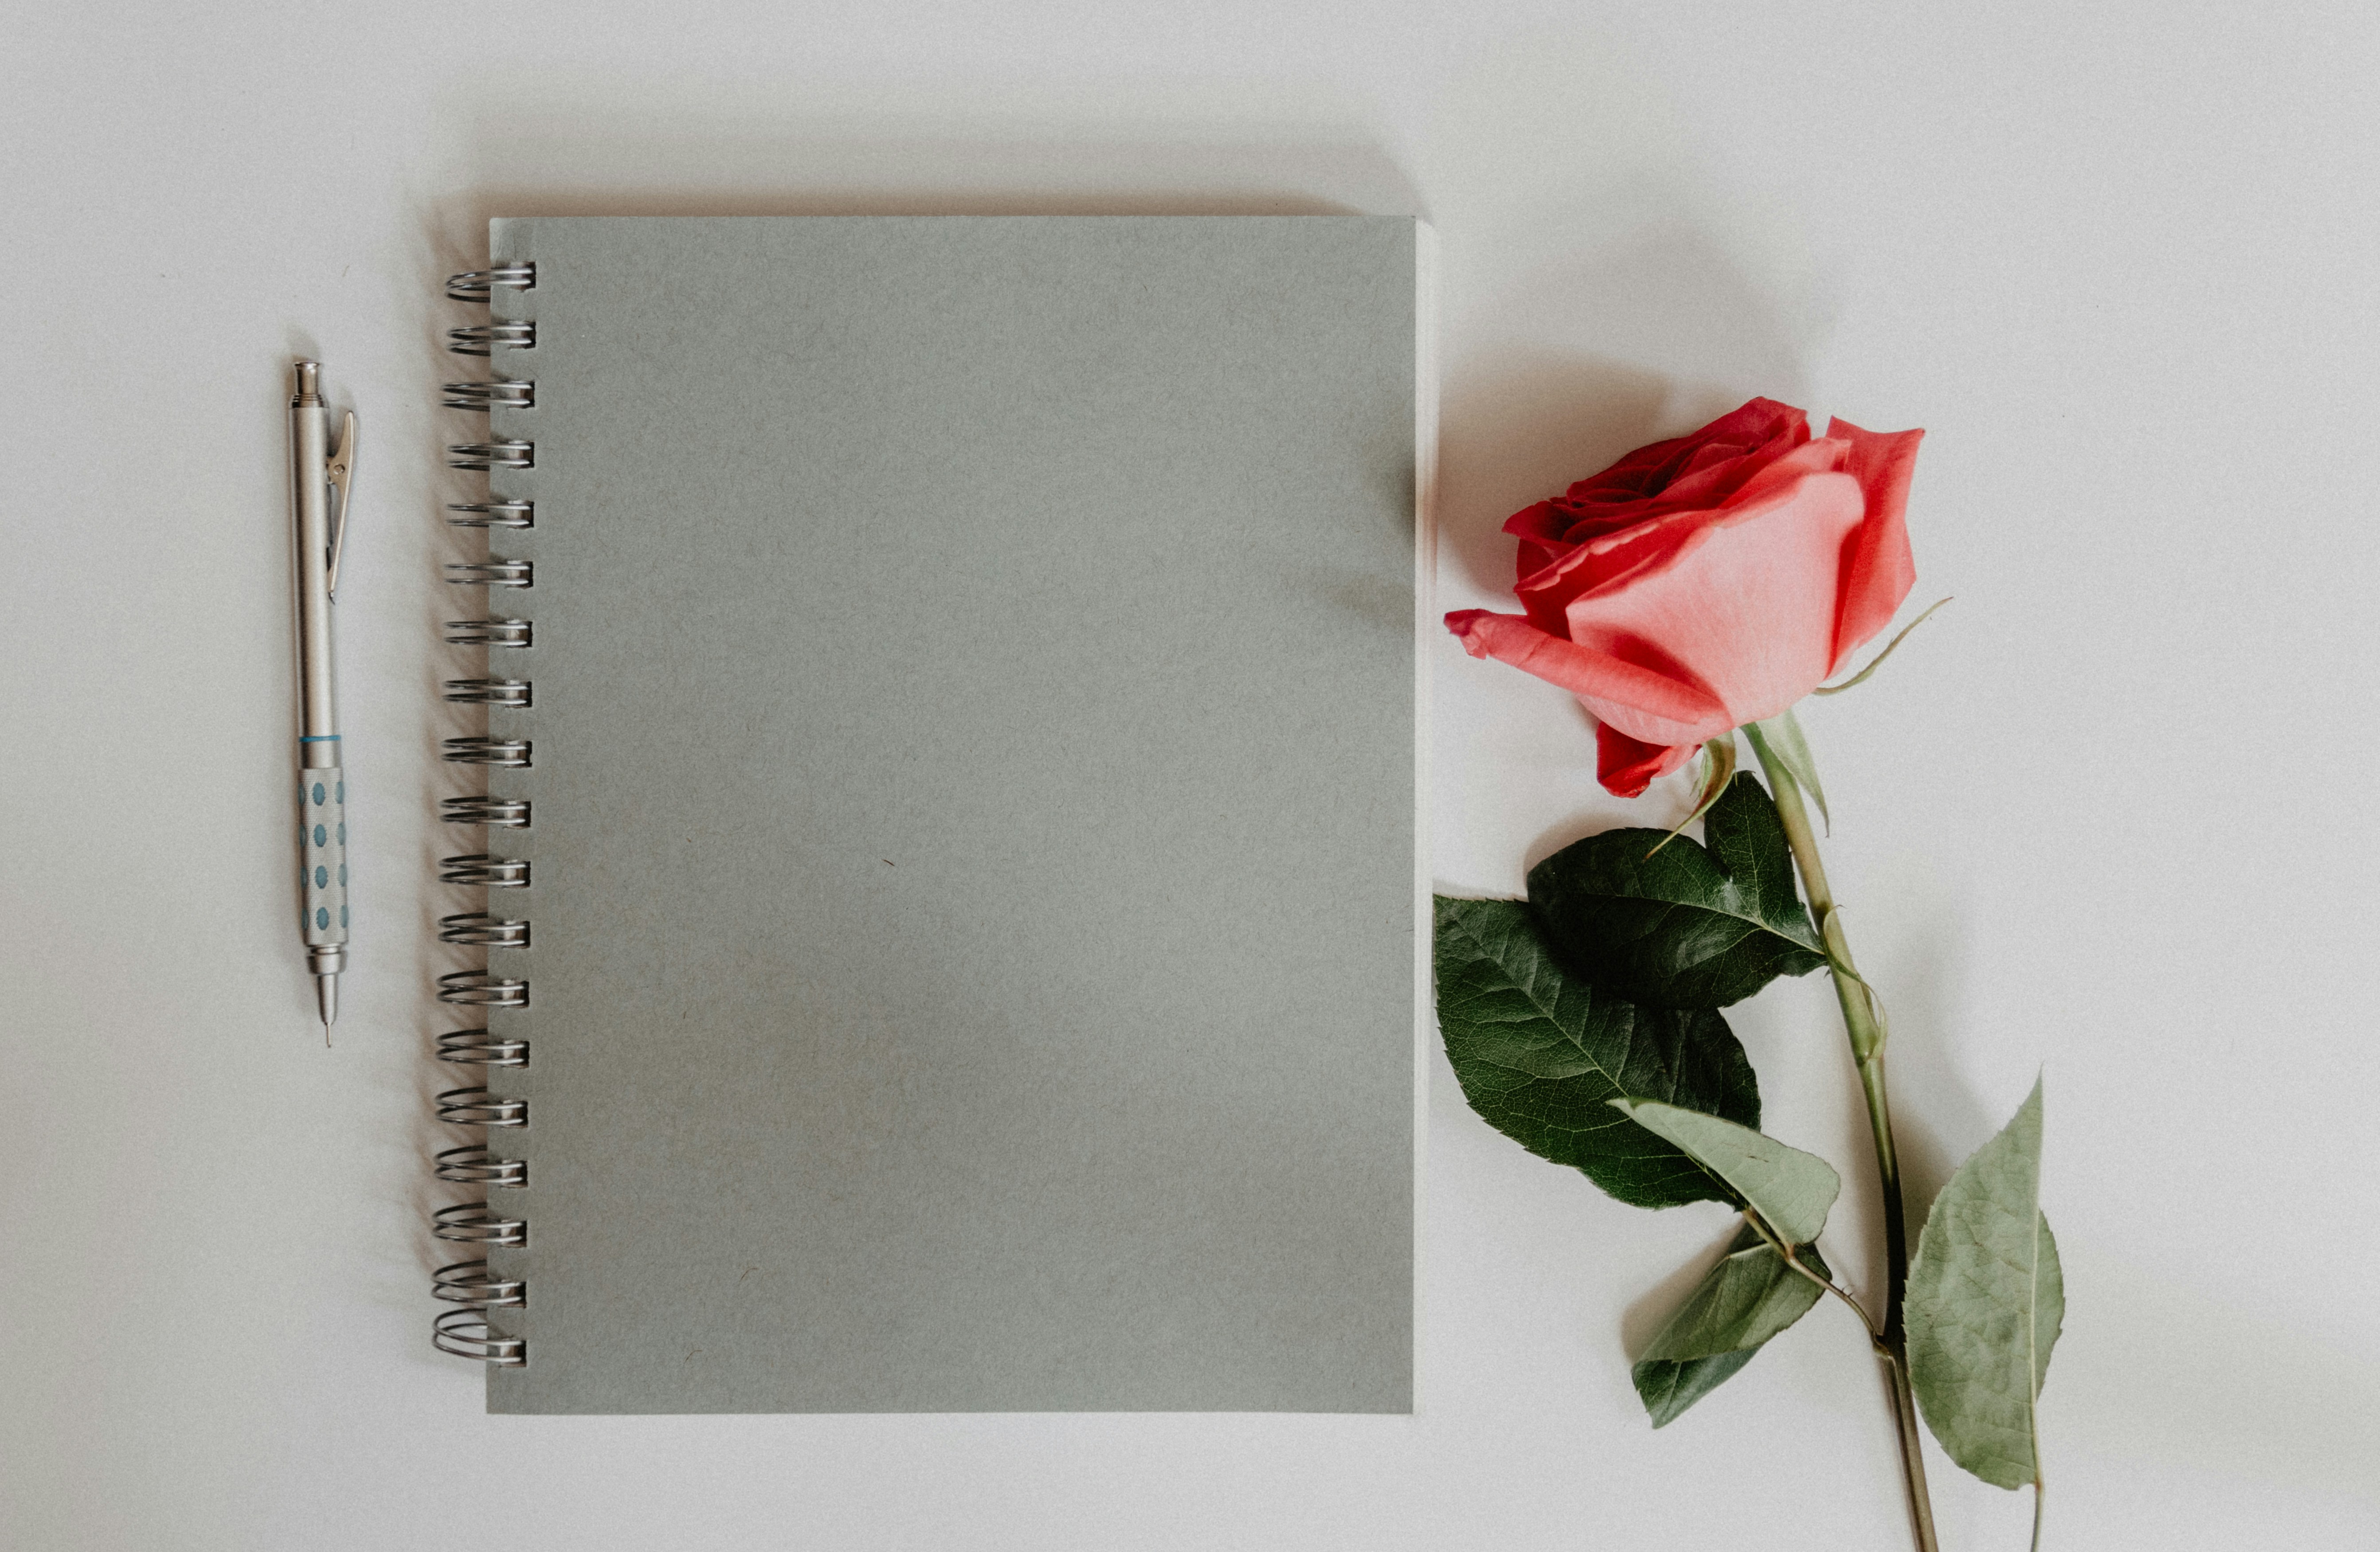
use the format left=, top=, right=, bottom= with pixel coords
left=1743, top=723, right=1940, bottom=1552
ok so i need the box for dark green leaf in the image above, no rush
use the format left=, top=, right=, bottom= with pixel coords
left=1433, top=896, right=1760, bottom=1209
left=1527, top=772, right=1826, bottom=1009
left=1634, top=1223, right=1832, bottom=1427
left=1906, top=1078, right=2063, bottom=1493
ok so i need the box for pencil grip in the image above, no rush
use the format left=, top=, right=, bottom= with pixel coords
left=299, top=766, right=349, bottom=944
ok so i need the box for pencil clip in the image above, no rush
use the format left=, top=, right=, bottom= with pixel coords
left=324, top=411, right=358, bottom=599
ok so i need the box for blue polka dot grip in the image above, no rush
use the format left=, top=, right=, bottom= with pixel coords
left=300, top=766, right=350, bottom=947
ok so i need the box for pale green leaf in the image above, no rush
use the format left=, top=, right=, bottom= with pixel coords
left=1906, top=1077, right=2064, bottom=1492
left=1608, top=1098, right=1841, bottom=1245
left=1745, top=710, right=1828, bottom=833
left=1633, top=1347, right=1757, bottom=1428
left=1812, top=596, right=1952, bottom=696
left=1632, top=1222, right=1830, bottom=1427
left=1646, top=734, right=1737, bottom=859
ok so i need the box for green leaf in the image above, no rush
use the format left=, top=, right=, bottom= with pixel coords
left=1813, top=595, right=1951, bottom=696
left=1526, top=772, right=1826, bottom=1009
left=1609, top=1099, right=1841, bottom=1245
left=1633, top=1222, right=1832, bottom=1427
left=1746, top=709, right=1828, bottom=834
left=1633, top=1345, right=1758, bottom=1427
left=1906, top=1078, right=2064, bottom=1493
left=1646, top=734, right=1736, bottom=858
left=1433, top=896, right=1761, bottom=1209
left=1641, top=1224, right=1834, bottom=1360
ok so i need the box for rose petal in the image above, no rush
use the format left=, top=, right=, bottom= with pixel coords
left=1503, top=499, right=1571, bottom=579
left=1566, top=436, right=1849, bottom=598
left=1826, top=417, right=1923, bottom=673
left=1563, top=468, right=1867, bottom=729
left=1596, top=724, right=1699, bottom=798
left=1444, top=609, right=1734, bottom=747
left=1512, top=539, right=1609, bottom=634
left=1566, top=399, right=1808, bottom=504
left=1502, top=400, right=1812, bottom=559
left=1620, top=411, right=1813, bottom=520
left=1511, top=437, right=1848, bottom=641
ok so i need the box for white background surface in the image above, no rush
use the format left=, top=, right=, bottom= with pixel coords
left=4, top=3, right=2374, bottom=1548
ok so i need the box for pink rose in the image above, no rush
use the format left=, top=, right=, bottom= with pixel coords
left=1446, top=398, right=1922, bottom=797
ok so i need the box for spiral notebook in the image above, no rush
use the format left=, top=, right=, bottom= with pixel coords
left=430, top=215, right=1430, bottom=1414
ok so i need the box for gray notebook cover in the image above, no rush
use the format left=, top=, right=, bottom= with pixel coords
left=473, top=215, right=1425, bottom=1414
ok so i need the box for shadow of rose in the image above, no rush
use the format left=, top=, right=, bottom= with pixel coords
left=1437, top=348, right=1674, bottom=598
left=1437, top=215, right=1830, bottom=595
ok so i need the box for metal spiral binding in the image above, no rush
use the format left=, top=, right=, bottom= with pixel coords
left=444, top=680, right=532, bottom=708
left=433, top=1309, right=526, bottom=1365
left=439, top=912, right=530, bottom=948
left=445, top=263, right=536, bottom=302
left=438, top=971, right=529, bottom=1007
left=444, top=560, right=534, bottom=587
left=442, top=795, right=531, bottom=827
left=437, top=1087, right=529, bottom=1127
left=446, top=500, right=533, bottom=528
left=448, top=321, right=535, bottom=355
left=444, top=618, right=532, bottom=648
left=443, top=379, right=536, bottom=410
left=438, top=1028, right=528, bottom=1066
left=439, top=853, right=529, bottom=887
left=449, top=440, right=534, bottom=470
left=442, top=735, right=532, bottom=764
left=433, top=1203, right=527, bottom=1246
left=435, top=261, right=536, bottom=1367
left=436, top=1144, right=528, bottom=1187
left=433, top=1260, right=526, bottom=1307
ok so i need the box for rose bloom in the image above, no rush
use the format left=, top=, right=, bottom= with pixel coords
left=1446, top=398, right=1923, bottom=796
